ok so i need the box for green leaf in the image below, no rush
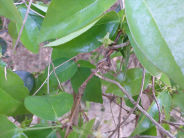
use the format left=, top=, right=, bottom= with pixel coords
left=71, top=67, right=103, bottom=103
left=132, top=91, right=172, bottom=136
left=45, top=17, right=101, bottom=47
left=17, top=5, right=43, bottom=53
left=124, top=23, right=160, bottom=76
left=37, top=58, right=77, bottom=94
left=173, top=91, right=184, bottom=112
left=121, top=68, right=150, bottom=96
left=24, top=93, right=73, bottom=121
left=68, top=119, right=95, bottom=138
left=125, top=0, right=184, bottom=89
left=52, top=11, right=120, bottom=59
left=0, top=115, right=26, bottom=138
left=0, top=67, right=29, bottom=115
left=39, top=0, right=116, bottom=43
left=0, top=0, right=21, bottom=23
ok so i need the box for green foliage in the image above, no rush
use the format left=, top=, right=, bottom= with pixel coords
left=51, top=11, right=120, bottom=59
left=39, top=0, right=116, bottom=43
left=125, top=0, right=184, bottom=89
left=25, top=93, right=73, bottom=121
left=71, top=67, right=103, bottom=103
left=0, top=0, right=183, bottom=137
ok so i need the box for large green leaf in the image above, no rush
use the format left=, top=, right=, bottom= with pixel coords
left=52, top=11, right=119, bottom=59
left=39, top=0, right=116, bottom=43
left=0, top=115, right=26, bottom=138
left=0, top=0, right=21, bottom=23
left=124, top=23, right=160, bottom=76
left=132, top=91, right=172, bottom=136
left=71, top=67, right=103, bottom=103
left=16, top=5, right=43, bottom=53
left=24, top=93, right=73, bottom=121
left=0, top=67, right=29, bottom=115
left=125, top=0, right=184, bottom=89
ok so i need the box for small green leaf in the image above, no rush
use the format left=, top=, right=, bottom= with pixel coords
left=121, top=68, right=151, bottom=96
left=24, top=93, right=73, bottom=121
left=98, top=32, right=114, bottom=47
left=52, top=11, right=120, bottom=59
left=68, top=119, right=95, bottom=138
left=71, top=67, right=103, bottom=103
left=132, top=91, right=172, bottom=136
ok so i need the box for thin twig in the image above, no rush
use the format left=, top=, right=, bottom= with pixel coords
left=110, top=41, right=130, bottom=50
left=95, top=73, right=175, bottom=138
left=110, top=102, right=116, bottom=126
left=33, top=56, right=76, bottom=95
left=14, top=0, right=33, bottom=51
left=51, top=61, right=64, bottom=91
left=162, top=120, right=184, bottom=126
left=109, top=68, right=146, bottom=137
left=152, top=76, right=162, bottom=124
left=47, top=62, right=51, bottom=94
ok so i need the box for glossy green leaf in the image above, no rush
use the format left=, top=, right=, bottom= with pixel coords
left=24, top=93, right=73, bottom=121
left=68, top=119, right=95, bottom=138
left=39, top=0, right=116, bottom=43
left=125, top=0, right=184, bottom=89
left=132, top=91, right=172, bottom=136
left=52, top=11, right=119, bottom=59
left=0, top=67, right=29, bottom=115
left=16, top=5, right=43, bottom=53
left=71, top=67, right=103, bottom=103
left=0, top=115, right=26, bottom=137
left=124, top=23, right=160, bottom=76
left=37, top=58, right=77, bottom=94
left=173, top=91, right=184, bottom=112
left=45, top=17, right=101, bottom=47
left=0, top=0, right=21, bottom=23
